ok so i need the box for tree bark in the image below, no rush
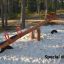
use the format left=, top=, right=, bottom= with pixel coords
left=61, top=0, right=64, bottom=9
left=1, top=0, right=8, bottom=29
left=44, top=0, right=48, bottom=20
left=1, top=0, right=5, bottom=28
left=37, top=0, right=40, bottom=14
left=21, top=0, right=26, bottom=29
left=54, top=0, right=57, bottom=14
left=4, top=0, right=8, bottom=28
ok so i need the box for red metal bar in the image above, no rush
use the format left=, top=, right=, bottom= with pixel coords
left=4, top=32, right=10, bottom=40
left=16, top=25, right=21, bottom=34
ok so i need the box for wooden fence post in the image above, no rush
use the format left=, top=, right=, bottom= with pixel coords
left=31, top=31, right=35, bottom=39
left=36, top=28, right=40, bottom=41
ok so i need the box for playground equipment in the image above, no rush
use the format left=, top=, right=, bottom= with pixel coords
left=4, top=32, right=10, bottom=40
left=0, top=21, right=45, bottom=53
left=0, top=12, right=56, bottom=53
left=16, top=25, right=21, bottom=34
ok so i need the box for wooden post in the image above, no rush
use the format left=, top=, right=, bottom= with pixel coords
left=36, top=28, right=40, bottom=41
left=31, top=31, right=35, bottom=39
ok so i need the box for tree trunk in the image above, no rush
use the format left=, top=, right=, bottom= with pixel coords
left=44, top=0, right=48, bottom=20
left=1, top=0, right=5, bottom=28
left=4, top=0, right=8, bottom=28
left=61, top=0, right=63, bottom=9
left=1, top=0, right=8, bottom=29
left=37, top=0, right=40, bottom=14
left=54, top=0, right=57, bottom=14
left=21, top=0, right=26, bottom=29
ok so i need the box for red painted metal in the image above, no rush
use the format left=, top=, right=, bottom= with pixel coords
left=16, top=25, right=21, bottom=34
left=4, top=32, right=10, bottom=40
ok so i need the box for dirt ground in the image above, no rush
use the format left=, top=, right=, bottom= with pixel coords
left=0, top=19, right=64, bottom=27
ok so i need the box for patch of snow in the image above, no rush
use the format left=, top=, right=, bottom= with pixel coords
left=0, top=25, right=64, bottom=64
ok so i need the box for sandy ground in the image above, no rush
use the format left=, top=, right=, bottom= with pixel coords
left=0, top=19, right=64, bottom=26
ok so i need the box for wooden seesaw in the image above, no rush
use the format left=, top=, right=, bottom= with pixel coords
left=0, top=21, right=46, bottom=53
